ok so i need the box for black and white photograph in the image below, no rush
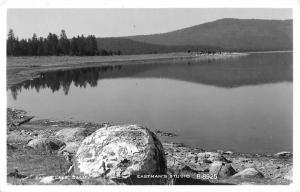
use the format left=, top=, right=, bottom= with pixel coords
left=1, top=0, right=299, bottom=190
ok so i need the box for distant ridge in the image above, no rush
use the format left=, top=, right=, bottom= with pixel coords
left=96, top=37, right=223, bottom=55
left=97, top=18, right=292, bottom=54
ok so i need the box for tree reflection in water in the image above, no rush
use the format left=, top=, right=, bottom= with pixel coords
left=9, top=52, right=292, bottom=100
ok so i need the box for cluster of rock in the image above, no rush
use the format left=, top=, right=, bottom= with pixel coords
left=7, top=112, right=293, bottom=185
left=162, top=142, right=267, bottom=184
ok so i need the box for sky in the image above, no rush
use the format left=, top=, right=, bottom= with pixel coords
left=7, top=8, right=292, bottom=39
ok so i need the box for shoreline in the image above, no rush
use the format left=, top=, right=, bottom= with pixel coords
left=7, top=50, right=292, bottom=89
left=7, top=108, right=293, bottom=185
left=7, top=52, right=247, bottom=88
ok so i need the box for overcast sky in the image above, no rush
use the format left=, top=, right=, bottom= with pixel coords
left=7, top=8, right=292, bottom=39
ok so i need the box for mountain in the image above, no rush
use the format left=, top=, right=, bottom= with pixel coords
left=97, top=18, right=292, bottom=54
left=128, top=18, right=293, bottom=51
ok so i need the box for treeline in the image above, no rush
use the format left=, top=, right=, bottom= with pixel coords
left=7, top=29, right=122, bottom=56
left=97, top=37, right=224, bottom=55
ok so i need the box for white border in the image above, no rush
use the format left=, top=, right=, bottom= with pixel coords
left=0, top=0, right=299, bottom=192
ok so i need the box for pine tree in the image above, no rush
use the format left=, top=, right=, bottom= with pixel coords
left=7, top=29, right=16, bottom=56
left=29, top=33, right=39, bottom=55
left=59, top=29, right=70, bottom=55
left=46, top=33, right=59, bottom=55
left=18, top=39, right=29, bottom=56
left=37, top=37, right=44, bottom=56
left=70, top=37, right=78, bottom=56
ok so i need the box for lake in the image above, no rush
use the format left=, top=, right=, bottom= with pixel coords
left=7, top=52, right=293, bottom=154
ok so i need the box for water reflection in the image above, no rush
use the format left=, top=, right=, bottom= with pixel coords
left=9, top=52, right=292, bottom=100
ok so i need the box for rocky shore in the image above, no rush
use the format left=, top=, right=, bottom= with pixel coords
left=7, top=108, right=292, bottom=185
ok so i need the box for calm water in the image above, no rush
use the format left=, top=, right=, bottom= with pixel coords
left=7, top=52, right=293, bottom=153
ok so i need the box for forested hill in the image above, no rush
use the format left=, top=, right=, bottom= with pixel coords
left=127, top=19, right=292, bottom=51
left=97, top=18, right=292, bottom=54
left=96, top=37, right=223, bottom=55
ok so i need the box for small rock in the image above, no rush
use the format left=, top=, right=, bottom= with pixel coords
left=209, top=161, right=222, bottom=173
left=203, top=159, right=212, bottom=164
left=56, top=178, right=82, bottom=185
left=198, top=152, right=219, bottom=161
left=27, top=138, right=65, bottom=151
left=274, top=151, right=292, bottom=158
left=58, top=142, right=80, bottom=154
left=241, top=159, right=253, bottom=163
left=197, top=152, right=230, bottom=163
left=7, top=169, right=27, bottom=178
left=155, top=130, right=162, bottom=134
left=219, top=156, right=232, bottom=163
left=7, top=143, right=17, bottom=150
left=232, top=168, right=264, bottom=179
left=23, top=174, right=36, bottom=180
left=7, top=132, right=32, bottom=143
left=55, top=128, right=91, bottom=142
left=283, top=169, right=293, bottom=181
left=209, top=161, right=237, bottom=178
left=223, top=151, right=233, bottom=155
left=40, top=176, right=59, bottom=184
left=219, top=163, right=237, bottom=177
left=181, top=165, right=200, bottom=174
left=217, top=150, right=224, bottom=154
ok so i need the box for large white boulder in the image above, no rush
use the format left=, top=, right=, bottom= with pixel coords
left=73, top=124, right=166, bottom=179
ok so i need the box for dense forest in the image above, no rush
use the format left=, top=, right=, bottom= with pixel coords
left=7, top=29, right=121, bottom=56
